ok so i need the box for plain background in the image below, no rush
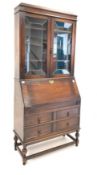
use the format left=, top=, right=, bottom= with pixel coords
left=0, top=0, right=97, bottom=174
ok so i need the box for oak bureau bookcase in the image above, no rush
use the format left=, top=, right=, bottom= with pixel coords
left=14, top=3, right=81, bottom=165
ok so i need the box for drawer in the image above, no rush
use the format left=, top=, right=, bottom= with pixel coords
left=24, top=111, right=53, bottom=126
left=56, top=107, right=79, bottom=120
left=24, top=127, right=38, bottom=140
left=24, top=113, right=37, bottom=126
left=56, top=117, right=79, bottom=132
left=24, top=123, right=52, bottom=141
left=39, top=113, right=52, bottom=123
left=39, top=124, right=52, bottom=136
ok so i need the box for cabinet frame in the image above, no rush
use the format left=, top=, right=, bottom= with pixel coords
left=14, top=3, right=80, bottom=165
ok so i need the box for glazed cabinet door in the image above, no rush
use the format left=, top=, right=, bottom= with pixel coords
left=50, top=18, right=76, bottom=77
left=19, top=13, right=76, bottom=79
left=22, top=14, right=51, bottom=78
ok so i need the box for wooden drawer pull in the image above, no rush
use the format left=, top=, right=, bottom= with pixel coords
left=66, top=122, right=69, bottom=126
left=38, top=118, right=40, bottom=124
left=76, top=100, right=80, bottom=105
left=38, top=130, right=41, bottom=135
left=67, top=112, right=69, bottom=117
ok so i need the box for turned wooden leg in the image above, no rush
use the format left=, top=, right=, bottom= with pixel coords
left=22, top=146, right=27, bottom=165
left=14, top=135, right=18, bottom=151
left=75, top=130, right=79, bottom=146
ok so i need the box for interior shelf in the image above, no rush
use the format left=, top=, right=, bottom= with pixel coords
left=26, top=26, right=46, bottom=31
left=54, top=29, right=71, bottom=33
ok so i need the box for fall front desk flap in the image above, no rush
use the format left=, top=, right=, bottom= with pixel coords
left=21, top=78, right=80, bottom=108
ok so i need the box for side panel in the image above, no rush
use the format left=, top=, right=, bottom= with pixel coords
left=14, top=80, right=24, bottom=140
left=15, top=13, right=20, bottom=79
left=15, top=12, right=25, bottom=79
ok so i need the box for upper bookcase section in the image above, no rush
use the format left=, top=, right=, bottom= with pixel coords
left=15, top=3, right=77, bottom=79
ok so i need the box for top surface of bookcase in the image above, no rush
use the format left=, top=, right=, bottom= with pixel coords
left=15, top=3, right=77, bottom=21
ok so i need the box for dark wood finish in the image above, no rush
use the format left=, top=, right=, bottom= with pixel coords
left=50, top=18, right=76, bottom=76
left=22, top=146, right=27, bottom=165
left=24, top=111, right=53, bottom=126
left=14, top=135, right=18, bottom=150
left=75, top=130, right=79, bottom=146
left=15, top=4, right=77, bottom=79
left=15, top=13, right=20, bottom=79
left=21, top=78, right=80, bottom=107
left=14, top=3, right=81, bottom=165
left=14, top=132, right=78, bottom=165
left=67, top=134, right=76, bottom=142
left=56, top=117, right=79, bottom=131
left=27, top=141, right=75, bottom=159
left=71, top=22, right=76, bottom=75
left=14, top=80, right=24, bottom=140
left=15, top=3, right=77, bottom=21
left=21, top=13, right=51, bottom=79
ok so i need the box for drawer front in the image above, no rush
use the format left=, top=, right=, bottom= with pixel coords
left=24, top=123, right=52, bottom=141
left=24, top=113, right=37, bottom=126
left=56, top=107, right=79, bottom=120
left=24, top=111, right=53, bottom=126
left=39, top=124, right=52, bottom=136
left=39, top=113, right=52, bottom=123
left=56, top=117, right=79, bottom=132
left=24, top=107, right=80, bottom=141
left=24, top=127, right=38, bottom=140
